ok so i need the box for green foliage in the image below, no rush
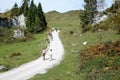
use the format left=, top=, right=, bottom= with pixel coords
left=0, top=32, right=46, bottom=72
left=116, top=10, right=120, bottom=33
left=0, top=27, right=35, bottom=44
left=78, top=39, right=120, bottom=80
left=106, top=0, right=120, bottom=13
left=93, top=10, right=120, bottom=33
left=10, top=3, right=19, bottom=17
left=0, top=27, right=14, bottom=44
left=37, top=3, right=47, bottom=28
left=30, top=10, right=120, bottom=80
left=26, top=0, right=36, bottom=33
left=80, top=0, right=98, bottom=32
left=20, top=0, right=29, bottom=16
left=80, top=11, right=89, bottom=33
left=1, top=10, right=120, bottom=79
left=26, top=1, right=47, bottom=33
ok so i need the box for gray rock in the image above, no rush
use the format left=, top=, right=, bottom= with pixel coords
left=0, top=65, right=6, bottom=70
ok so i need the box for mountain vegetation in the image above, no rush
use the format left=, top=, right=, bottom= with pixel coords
left=0, top=0, right=120, bottom=80
left=0, top=0, right=47, bottom=33
left=0, top=0, right=47, bottom=44
left=31, top=10, right=120, bottom=80
left=31, top=1, right=120, bottom=80
left=12, top=0, right=47, bottom=33
left=80, top=0, right=99, bottom=32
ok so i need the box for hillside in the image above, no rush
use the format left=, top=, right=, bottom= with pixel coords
left=45, top=10, right=81, bottom=31
left=45, top=10, right=81, bottom=21
left=0, top=9, right=120, bottom=80
left=0, top=10, right=11, bottom=18
left=31, top=10, right=120, bottom=80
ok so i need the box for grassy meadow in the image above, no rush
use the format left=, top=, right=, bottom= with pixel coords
left=0, top=32, right=47, bottom=72
left=0, top=10, right=120, bottom=80
left=30, top=10, right=120, bottom=80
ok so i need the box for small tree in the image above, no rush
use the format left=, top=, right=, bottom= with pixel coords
left=10, top=3, right=19, bottom=17
left=37, top=3, right=47, bottom=29
left=20, top=0, right=29, bottom=16
left=25, top=0, right=47, bottom=33
left=80, top=0, right=106, bottom=32
left=26, top=0, right=36, bottom=32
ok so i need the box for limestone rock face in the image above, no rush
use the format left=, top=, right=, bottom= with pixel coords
left=0, top=14, right=26, bottom=28
left=13, top=29, right=25, bottom=38
left=12, top=14, right=26, bottom=29
left=93, top=13, right=108, bottom=25
left=12, top=14, right=26, bottom=38
left=0, top=14, right=26, bottom=38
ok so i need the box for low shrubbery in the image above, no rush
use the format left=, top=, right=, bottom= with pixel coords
left=78, top=39, right=120, bottom=80
left=0, top=27, right=35, bottom=44
left=93, top=13, right=119, bottom=32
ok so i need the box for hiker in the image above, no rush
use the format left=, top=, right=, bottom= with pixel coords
left=42, top=48, right=46, bottom=60
left=49, top=49, right=53, bottom=61
left=46, top=38, right=50, bottom=47
left=55, top=28, right=58, bottom=32
left=47, top=30, right=53, bottom=41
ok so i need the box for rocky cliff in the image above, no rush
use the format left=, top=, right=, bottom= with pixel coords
left=0, top=14, right=26, bottom=28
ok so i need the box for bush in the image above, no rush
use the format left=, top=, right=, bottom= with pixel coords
left=0, top=27, right=35, bottom=44
left=78, top=39, right=120, bottom=79
left=82, top=24, right=92, bottom=33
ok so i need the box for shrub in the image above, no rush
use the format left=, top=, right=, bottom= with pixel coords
left=0, top=27, right=35, bottom=44
left=78, top=39, right=120, bottom=79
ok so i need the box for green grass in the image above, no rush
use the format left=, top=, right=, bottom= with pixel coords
left=30, top=30, right=120, bottom=80
left=30, top=11, right=120, bottom=80
left=0, top=32, right=47, bottom=72
left=0, top=10, right=120, bottom=80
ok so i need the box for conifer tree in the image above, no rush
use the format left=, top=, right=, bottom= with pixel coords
left=26, top=0, right=36, bottom=32
left=37, top=3, right=47, bottom=29
left=84, top=0, right=97, bottom=24
left=80, top=0, right=105, bottom=32
left=11, top=3, right=19, bottom=17
left=26, top=0, right=47, bottom=33
left=20, top=0, right=29, bottom=16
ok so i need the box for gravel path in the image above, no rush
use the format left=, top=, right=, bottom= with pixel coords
left=0, top=30, right=64, bottom=80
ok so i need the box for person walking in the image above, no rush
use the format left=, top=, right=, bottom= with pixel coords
left=49, top=49, right=53, bottom=61
left=46, top=38, right=50, bottom=47
left=47, top=29, right=53, bottom=41
left=42, top=48, right=46, bottom=60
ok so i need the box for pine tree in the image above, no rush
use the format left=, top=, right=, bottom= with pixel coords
left=11, top=3, right=19, bottom=17
left=84, top=0, right=97, bottom=24
left=20, top=0, right=29, bottom=16
left=26, top=0, right=35, bottom=32
left=26, top=1, right=47, bottom=33
left=37, top=3, right=47, bottom=29
left=80, top=0, right=99, bottom=32
left=26, top=0, right=40, bottom=33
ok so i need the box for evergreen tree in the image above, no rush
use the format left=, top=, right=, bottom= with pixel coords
left=20, top=0, right=29, bottom=16
left=26, top=0, right=39, bottom=33
left=37, top=3, right=47, bottom=29
left=26, top=1, right=47, bottom=33
left=11, top=3, right=19, bottom=17
left=80, top=0, right=106, bottom=32
left=112, top=0, right=120, bottom=13
left=84, top=0, right=97, bottom=24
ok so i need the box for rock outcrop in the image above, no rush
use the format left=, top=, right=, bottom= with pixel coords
left=0, top=14, right=26, bottom=28
left=12, top=14, right=26, bottom=29
left=93, top=13, right=108, bottom=25
left=0, top=17, right=13, bottom=28
left=0, top=14, right=26, bottom=38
